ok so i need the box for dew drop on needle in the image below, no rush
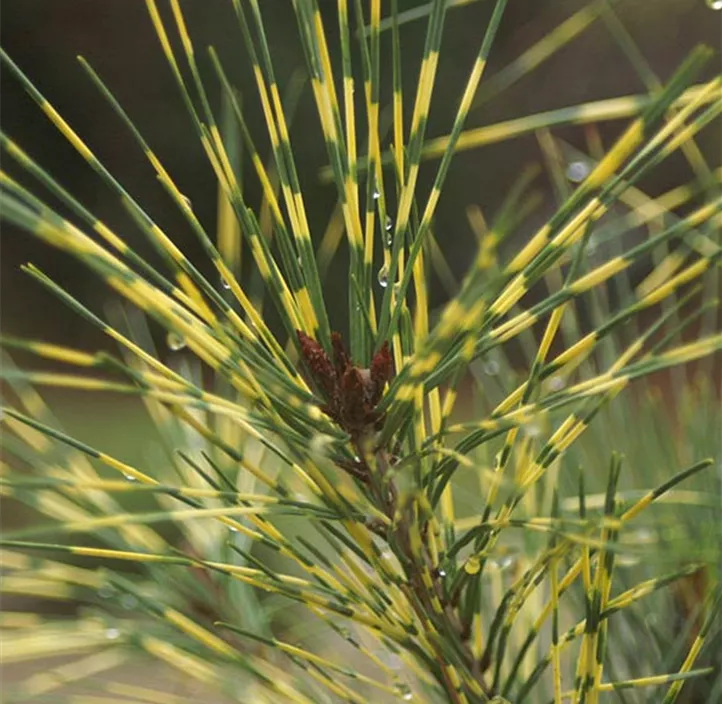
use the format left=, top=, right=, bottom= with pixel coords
left=166, top=331, right=187, bottom=351
left=524, top=421, right=542, bottom=438
left=120, top=594, right=138, bottom=610
left=483, top=358, right=500, bottom=376
left=566, top=160, right=590, bottom=183
left=378, top=265, right=389, bottom=288
left=98, top=585, right=114, bottom=599
left=548, top=375, right=565, bottom=392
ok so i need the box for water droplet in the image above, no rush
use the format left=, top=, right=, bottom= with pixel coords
left=524, top=422, right=542, bottom=439
left=438, top=568, right=447, bottom=577
left=385, top=215, right=393, bottom=232
left=105, top=627, right=120, bottom=640
left=393, top=681, right=413, bottom=700
left=548, top=375, right=565, bottom=392
left=221, top=277, right=232, bottom=290
left=377, top=265, right=389, bottom=288
left=497, top=555, right=515, bottom=571
left=98, top=585, right=114, bottom=599
left=566, top=160, right=590, bottom=183
left=180, top=194, right=193, bottom=209
left=373, top=189, right=381, bottom=200
left=123, top=474, right=137, bottom=482
left=228, top=526, right=239, bottom=533
left=707, top=0, right=722, bottom=9
left=166, top=331, right=187, bottom=351
left=483, top=358, right=500, bottom=376
left=120, top=594, right=138, bottom=610
left=586, top=235, right=599, bottom=255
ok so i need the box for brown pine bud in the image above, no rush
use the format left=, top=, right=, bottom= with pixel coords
left=331, top=331, right=351, bottom=377
left=297, top=330, right=336, bottom=399
left=340, top=366, right=369, bottom=429
left=370, top=341, right=393, bottom=405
